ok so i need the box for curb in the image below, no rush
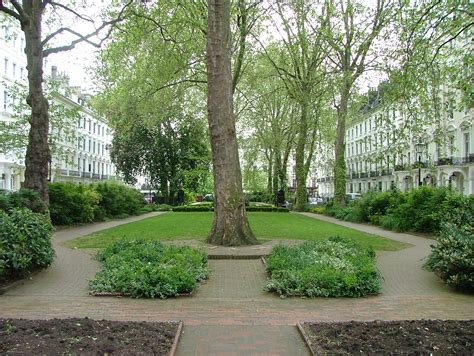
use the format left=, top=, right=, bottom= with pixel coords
left=208, top=254, right=265, bottom=260
left=169, top=321, right=183, bottom=356
left=296, top=322, right=315, bottom=355
left=0, top=269, right=43, bottom=296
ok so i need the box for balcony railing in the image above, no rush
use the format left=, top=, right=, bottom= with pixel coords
left=360, top=172, right=369, bottom=178
left=436, top=155, right=474, bottom=166
left=394, top=164, right=409, bottom=171
left=369, top=171, right=378, bottom=177
left=69, top=170, right=80, bottom=177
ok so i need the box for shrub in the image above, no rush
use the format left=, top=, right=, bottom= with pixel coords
left=92, top=182, right=145, bottom=217
left=312, top=206, right=326, bottom=214
left=0, top=189, right=46, bottom=213
left=0, top=209, right=54, bottom=282
left=246, top=206, right=289, bottom=212
left=245, top=191, right=274, bottom=203
left=49, top=182, right=97, bottom=225
left=173, top=205, right=213, bottom=212
left=89, top=241, right=209, bottom=298
left=433, top=193, right=474, bottom=235
left=425, top=224, right=473, bottom=292
left=265, top=237, right=380, bottom=297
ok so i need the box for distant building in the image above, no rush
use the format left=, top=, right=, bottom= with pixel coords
left=0, top=17, right=117, bottom=190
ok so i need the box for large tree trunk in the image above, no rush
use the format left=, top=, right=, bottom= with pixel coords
left=206, top=0, right=257, bottom=246
left=334, top=84, right=350, bottom=207
left=22, top=1, right=50, bottom=206
left=294, top=101, right=308, bottom=211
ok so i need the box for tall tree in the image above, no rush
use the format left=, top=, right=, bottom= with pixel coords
left=323, top=0, right=394, bottom=206
left=206, top=0, right=257, bottom=245
left=260, top=2, right=329, bottom=210
left=0, top=0, right=130, bottom=205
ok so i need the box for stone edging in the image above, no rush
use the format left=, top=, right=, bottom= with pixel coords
left=169, top=321, right=183, bottom=356
left=296, top=322, right=315, bottom=355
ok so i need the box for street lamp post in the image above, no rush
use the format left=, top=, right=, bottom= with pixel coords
left=415, top=142, right=426, bottom=187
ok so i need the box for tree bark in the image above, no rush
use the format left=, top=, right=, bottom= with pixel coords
left=206, top=0, right=257, bottom=246
left=22, top=1, right=50, bottom=206
left=294, top=101, right=309, bottom=211
left=334, top=83, right=350, bottom=207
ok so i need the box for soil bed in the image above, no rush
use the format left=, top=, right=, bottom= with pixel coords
left=302, top=320, right=473, bottom=355
left=0, top=317, right=180, bottom=355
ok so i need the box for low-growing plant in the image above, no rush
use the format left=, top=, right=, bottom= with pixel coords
left=425, top=224, right=473, bottom=292
left=0, top=189, right=47, bottom=213
left=312, top=206, right=326, bottom=214
left=89, top=240, right=209, bottom=298
left=265, top=236, right=380, bottom=297
left=0, top=209, right=54, bottom=281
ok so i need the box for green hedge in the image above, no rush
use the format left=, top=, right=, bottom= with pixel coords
left=0, top=209, right=54, bottom=282
left=425, top=224, right=473, bottom=292
left=323, top=187, right=473, bottom=234
left=89, top=241, right=209, bottom=298
left=48, top=182, right=146, bottom=225
left=265, top=237, right=380, bottom=297
left=172, top=205, right=289, bottom=213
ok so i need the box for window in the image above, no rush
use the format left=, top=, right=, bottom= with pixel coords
left=93, top=141, right=96, bottom=154
left=12, top=63, right=16, bottom=78
left=77, top=158, right=81, bottom=171
left=464, top=132, right=470, bottom=156
left=88, top=139, right=91, bottom=152
left=3, top=90, right=8, bottom=110
left=3, top=26, right=8, bottom=42
left=12, top=33, right=17, bottom=48
left=93, top=123, right=96, bottom=134
left=83, top=159, right=86, bottom=172
left=4, top=58, right=8, bottom=76
left=20, top=37, right=24, bottom=51
left=88, top=119, right=91, bottom=132
left=20, top=67, right=24, bottom=79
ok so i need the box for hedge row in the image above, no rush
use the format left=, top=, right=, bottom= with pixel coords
left=0, top=209, right=54, bottom=282
left=172, top=205, right=289, bottom=213
left=49, top=182, right=146, bottom=225
left=322, top=187, right=473, bottom=235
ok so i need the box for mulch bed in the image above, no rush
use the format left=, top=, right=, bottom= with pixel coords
left=0, top=317, right=180, bottom=355
left=301, top=320, right=473, bottom=355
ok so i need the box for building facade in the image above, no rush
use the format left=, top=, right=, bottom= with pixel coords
left=0, top=16, right=116, bottom=190
left=315, top=103, right=473, bottom=197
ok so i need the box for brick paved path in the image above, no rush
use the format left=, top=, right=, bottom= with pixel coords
left=1, top=212, right=473, bottom=355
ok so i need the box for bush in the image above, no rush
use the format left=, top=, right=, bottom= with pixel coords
left=433, top=193, right=474, bottom=235
left=265, top=237, right=380, bottom=297
left=0, top=209, right=54, bottom=282
left=92, top=182, right=145, bottom=217
left=0, top=189, right=46, bottom=213
left=246, top=206, right=289, bottom=212
left=172, top=205, right=213, bottom=212
left=89, top=241, right=209, bottom=298
left=425, top=224, right=473, bottom=292
left=49, top=182, right=98, bottom=225
left=312, top=206, right=326, bottom=214
left=245, top=191, right=274, bottom=203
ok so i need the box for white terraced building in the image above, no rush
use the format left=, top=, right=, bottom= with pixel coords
left=315, top=100, right=473, bottom=197
left=0, top=16, right=117, bottom=190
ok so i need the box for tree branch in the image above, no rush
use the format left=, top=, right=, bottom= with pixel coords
left=42, top=0, right=133, bottom=57
left=49, top=1, right=93, bottom=22
left=0, top=1, right=24, bottom=22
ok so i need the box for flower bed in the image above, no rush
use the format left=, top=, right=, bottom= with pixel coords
left=89, top=241, right=208, bottom=298
left=265, top=237, right=380, bottom=297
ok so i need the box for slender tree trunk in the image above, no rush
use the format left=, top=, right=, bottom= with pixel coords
left=266, top=150, right=273, bottom=194
left=334, top=84, right=350, bottom=207
left=294, top=101, right=309, bottom=211
left=206, top=0, right=257, bottom=246
left=22, top=2, right=50, bottom=206
left=272, top=152, right=280, bottom=196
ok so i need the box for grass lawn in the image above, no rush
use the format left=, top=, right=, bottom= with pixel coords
left=65, top=212, right=409, bottom=251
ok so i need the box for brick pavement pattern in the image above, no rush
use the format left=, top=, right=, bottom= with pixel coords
left=1, top=211, right=473, bottom=355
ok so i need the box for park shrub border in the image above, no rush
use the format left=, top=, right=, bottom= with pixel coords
left=265, top=236, right=381, bottom=297
left=172, top=205, right=289, bottom=213
left=89, top=240, right=209, bottom=298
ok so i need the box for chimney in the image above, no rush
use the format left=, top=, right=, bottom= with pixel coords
left=51, top=66, right=57, bottom=79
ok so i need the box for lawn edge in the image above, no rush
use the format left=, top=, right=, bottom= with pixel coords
left=296, top=322, right=315, bottom=355
left=169, top=320, right=184, bottom=356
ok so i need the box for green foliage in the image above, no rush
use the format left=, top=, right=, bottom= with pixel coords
left=48, top=182, right=146, bottom=225
left=172, top=205, right=213, bottom=212
left=311, top=206, right=326, bottom=214
left=172, top=204, right=289, bottom=213
left=326, top=187, right=473, bottom=235
left=0, top=209, right=54, bottom=281
left=265, top=237, right=380, bottom=297
left=0, top=189, right=47, bottom=213
left=89, top=240, right=208, bottom=298
left=92, top=181, right=145, bottom=217
left=425, top=224, right=473, bottom=292
left=49, top=183, right=97, bottom=225
left=245, top=191, right=274, bottom=203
